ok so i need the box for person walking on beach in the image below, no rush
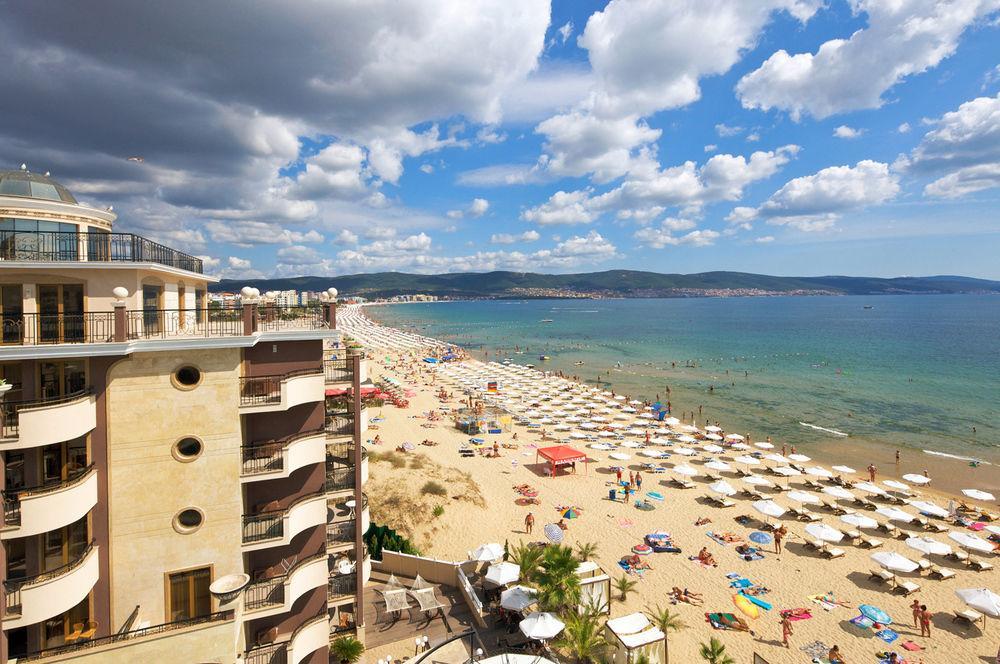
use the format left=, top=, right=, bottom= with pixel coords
left=524, top=512, right=534, bottom=534
left=868, top=463, right=877, bottom=482
left=616, top=468, right=623, bottom=484
left=774, top=525, right=786, bottom=554
left=895, top=450, right=901, bottom=464
left=635, top=471, right=643, bottom=491
left=919, top=605, right=932, bottom=638
left=780, top=614, right=793, bottom=648
left=629, top=471, right=635, bottom=486
left=911, top=598, right=922, bottom=629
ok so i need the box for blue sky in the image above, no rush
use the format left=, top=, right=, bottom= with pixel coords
left=2, top=1, right=999, bottom=279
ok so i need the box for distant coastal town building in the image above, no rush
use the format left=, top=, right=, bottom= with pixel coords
left=0, top=168, right=370, bottom=663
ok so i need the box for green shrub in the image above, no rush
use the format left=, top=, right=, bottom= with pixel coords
left=432, top=505, right=445, bottom=518
left=421, top=480, right=447, bottom=496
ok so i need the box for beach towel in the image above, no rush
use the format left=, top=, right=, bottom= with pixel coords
left=849, top=615, right=874, bottom=629
left=901, top=641, right=923, bottom=652
left=617, top=518, right=634, bottom=528
left=799, top=641, right=830, bottom=661
left=808, top=595, right=838, bottom=611
left=876, top=628, right=899, bottom=644
left=730, top=578, right=753, bottom=589
left=740, top=593, right=772, bottom=611
left=725, top=572, right=741, bottom=579
left=780, top=608, right=812, bottom=621
left=707, top=531, right=731, bottom=546
left=705, top=613, right=738, bottom=630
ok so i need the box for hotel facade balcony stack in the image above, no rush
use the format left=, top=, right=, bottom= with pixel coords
left=0, top=168, right=369, bottom=663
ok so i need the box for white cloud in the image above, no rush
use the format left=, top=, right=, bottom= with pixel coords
left=536, top=111, right=661, bottom=182
left=475, top=127, right=507, bottom=144
left=833, top=125, right=864, bottom=139
left=737, top=0, right=1000, bottom=120
left=924, top=163, right=1000, bottom=197
left=634, top=222, right=720, bottom=248
left=746, top=132, right=760, bottom=142
left=419, top=164, right=434, bottom=174
left=197, top=255, right=221, bottom=271
left=456, top=163, right=546, bottom=186
left=469, top=198, right=490, bottom=217
left=754, top=235, right=775, bottom=243
left=446, top=209, right=464, bottom=219
left=521, top=189, right=599, bottom=225
left=335, top=229, right=359, bottom=245
left=704, top=144, right=718, bottom=153
left=205, top=221, right=324, bottom=247
left=715, top=123, right=744, bottom=137
left=898, top=122, right=912, bottom=133
left=557, top=21, right=574, bottom=44
left=228, top=256, right=252, bottom=269
left=490, top=230, right=541, bottom=244
left=277, top=244, right=324, bottom=265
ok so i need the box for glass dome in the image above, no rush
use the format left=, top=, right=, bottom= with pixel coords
left=0, top=169, right=78, bottom=204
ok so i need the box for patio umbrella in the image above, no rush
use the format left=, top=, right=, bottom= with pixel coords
left=471, top=543, right=504, bottom=561
left=590, top=443, right=613, bottom=451
left=840, top=513, right=879, bottom=530
left=609, top=452, right=631, bottom=461
left=485, top=562, right=521, bottom=586
left=949, top=530, right=994, bottom=554
left=753, top=500, right=786, bottom=520
left=905, top=536, right=952, bottom=557
left=859, top=604, right=893, bottom=625
left=902, top=473, right=931, bottom=485
left=806, top=523, right=844, bottom=543
left=725, top=433, right=745, bottom=441
left=955, top=588, right=1000, bottom=618
left=705, top=425, right=722, bottom=432
left=709, top=480, right=737, bottom=496
left=832, top=465, right=856, bottom=474
left=520, top=612, right=565, bottom=640
left=676, top=434, right=698, bottom=443
left=729, top=442, right=751, bottom=451
left=561, top=507, right=580, bottom=519
left=705, top=460, right=733, bottom=472
left=704, top=433, right=723, bottom=441
left=673, top=464, right=698, bottom=477
left=764, top=453, right=790, bottom=464
left=773, top=466, right=802, bottom=477
left=743, top=475, right=774, bottom=487
left=962, top=489, right=996, bottom=502
left=754, top=442, right=774, bottom=450
left=702, top=444, right=725, bottom=454
left=620, top=441, right=641, bottom=448
left=735, top=455, right=761, bottom=466
left=876, top=507, right=917, bottom=523
left=908, top=500, right=949, bottom=518
left=641, top=449, right=667, bottom=458
left=823, top=486, right=855, bottom=500
left=543, top=523, right=564, bottom=544
left=749, top=531, right=773, bottom=545
left=675, top=447, right=697, bottom=456
left=871, top=551, right=919, bottom=573
left=854, top=482, right=887, bottom=496
left=805, top=466, right=834, bottom=479
left=883, top=480, right=911, bottom=493
left=788, top=453, right=812, bottom=463
left=787, top=490, right=822, bottom=505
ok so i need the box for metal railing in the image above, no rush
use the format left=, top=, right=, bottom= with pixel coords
left=244, top=641, right=288, bottom=664
left=326, top=521, right=356, bottom=545
left=323, top=357, right=354, bottom=383
left=325, top=412, right=355, bottom=436
left=2, top=464, right=95, bottom=527
left=245, top=575, right=286, bottom=611
left=328, top=574, right=357, bottom=599
left=0, top=388, right=92, bottom=438
left=4, top=540, right=96, bottom=614
left=241, top=428, right=326, bottom=476
left=255, top=305, right=326, bottom=332
left=15, top=611, right=233, bottom=662
left=126, top=308, right=243, bottom=339
left=326, top=440, right=355, bottom=463
left=242, top=510, right=284, bottom=544
left=325, top=466, right=355, bottom=492
left=239, top=369, right=322, bottom=407
left=0, top=230, right=204, bottom=273
left=1, top=313, right=114, bottom=346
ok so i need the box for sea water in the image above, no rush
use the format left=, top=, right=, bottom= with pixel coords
left=374, top=295, right=1000, bottom=488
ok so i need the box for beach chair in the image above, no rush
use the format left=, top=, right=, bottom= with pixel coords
left=978, top=510, right=998, bottom=521
left=860, top=537, right=883, bottom=549
left=929, top=565, right=955, bottom=580
left=704, top=471, right=721, bottom=481
left=805, top=538, right=826, bottom=551
left=878, top=522, right=899, bottom=537
left=672, top=478, right=695, bottom=489
left=925, top=521, right=948, bottom=533
left=953, top=609, right=985, bottom=628
left=869, top=568, right=894, bottom=583
left=917, top=558, right=932, bottom=572
left=798, top=509, right=822, bottom=523
left=842, top=529, right=861, bottom=542
left=948, top=550, right=970, bottom=563
left=970, top=558, right=994, bottom=572
left=896, top=580, right=920, bottom=595
left=824, top=547, right=846, bottom=559
left=804, top=479, right=825, bottom=490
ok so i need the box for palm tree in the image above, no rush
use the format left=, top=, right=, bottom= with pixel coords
left=554, top=608, right=608, bottom=663
left=646, top=604, right=686, bottom=664
left=613, top=574, right=637, bottom=601
left=510, top=541, right=544, bottom=584
left=699, top=637, right=734, bottom=664
left=575, top=541, right=598, bottom=561
left=330, top=635, right=365, bottom=664
left=535, top=544, right=581, bottom=613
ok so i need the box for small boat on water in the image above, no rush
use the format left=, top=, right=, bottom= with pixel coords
left=574, top=361, right=585, bottom=366
left=526, top=363, right=535, bottom=369
left=863, top=305, right=874, bottom=309
left=541, top=319, right=554, bottom=323
left=538, top=355, right=550, bottom=361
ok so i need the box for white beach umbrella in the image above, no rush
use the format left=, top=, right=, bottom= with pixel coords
left=908, top=500, right=949, bottom=518
left=709, top=480, right=737, bottom=496
left=620, top=441, right=641, bottom=448
left=832, top=465, right=856, bottom=474
left=705, top=425, right=722, bottom=433
left=876, top=507, right=917, bottom=523
left=905, top=536, right=952, bottom=557
left=725, top=433, right=745, bottom=441
left=805, top=467, right=834, bottom=479
left=986, top=525, right=1000, bottom=536
left=902, top=473, right=931, bottom=485
left=704, top=433, right=723, bottom=441
left=589, top=443, right=613, bottom=451
left=641, top=449, right=667, bottom=458
left=854, top=481, right=887, bottom=496
left=764, top=453, right=790, bottom=464
left=680, top=425, right=700, bottom=433
left=729, top=442, right=751, bottom=451
left=822, top=486, right=856, bottom=500
left=570, top=432, right=589, bottom=440
left=471, top=543, right=505, bottom=561
left=609, top=452, right=631, bottom=461
left=743, top=474, right=774, bottom=487
left=674, top=447, right=697, bottom=456
left=962, top=489, right=996, bottom=502
left=955, top=588, right=1000, bottom=619
left=871, top=551, right=919, bottom=573
left=520, top=612, right=565, bottom=640
left=702, top=444, right=725, bottom=454
left=485, top=562, right=521, bottom=586
left=753, top=500, right=786, bottom=519
left=883, top=480, right=911, bottom=493
left=773, top=466, right=802, bottom=477
left=673, top=464, right=698, bottom=477
left=806, top=523, right=844, bottom=543
left=788, top=453, right=812, bottom=463
left=598, top=431, right=617, bottom=439
left=841, top=513, right=879, bottom=530
left=787, top=490, right=822, bottom=505
left=754, top=442, right=775, bottom=450
left=663, top=417, right=680, bottom=426
left=949, top=531, right=994, bottom=554
left=629, top=399, right=643, bottom=405
left=705, top=460, right=733, bottom=472
left=734, top=455, right=761, bottom=466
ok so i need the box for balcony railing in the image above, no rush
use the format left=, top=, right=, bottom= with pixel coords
left=0, top=229, right=204, bottom=273
left=242, top=509, right=284, bottom=544
left=323, top=357, right=354, bottom=383
left=0, top=388, right=92, bottom=438
left=1, top=313, right=114, bottom=346
left=126, top=308, right=243, bottom=339
left=239, top=369, right=322, bottom=407
left=14, top=611, right=233, bottom=662
left=325, top=411, right=355, bottom=437
left=245, top=641, right=288, bottom=664
left=325, top=466, right=355, bottom=492
left=245, top=575, right=286, bottom=611
left=3, top=540, right=96, bottom=615
left=2, top=463, right=94, bottom=527
left=326, top=521, right=356, bottom=545
left=328, top=574, right=357, bottom=599
left=256, top=305, right=326, bottom=332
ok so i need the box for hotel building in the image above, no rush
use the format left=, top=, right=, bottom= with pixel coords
left=0, top=168, right=370, bottom=663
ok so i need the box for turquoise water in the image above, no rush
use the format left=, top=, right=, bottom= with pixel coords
left=374, top=296, right=1000, bottom=472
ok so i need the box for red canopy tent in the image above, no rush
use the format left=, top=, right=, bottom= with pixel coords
left=536, top=445, right=588, bottom=477
left=325, top=386, right=383, bottom=398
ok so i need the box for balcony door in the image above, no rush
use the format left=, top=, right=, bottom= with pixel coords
left=37, top=284, right=83, bottom=343
left=167, top=567, right=212, bottom=621
left=38, top=360, right=86, bottom=399
left=1, top=284, right=23, bottom=344
left=42, top=516, right=89, bottom=572
left=42, top=597, right=90, bottom=649
left=142, top=284, right=163, bottom=334
left=41, top=437, right=88, bottom=483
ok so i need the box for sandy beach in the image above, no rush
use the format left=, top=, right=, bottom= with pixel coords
left=343, top=305, right=1000, bottom=664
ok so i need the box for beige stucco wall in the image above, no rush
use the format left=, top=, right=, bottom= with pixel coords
left=105, top=348, right=244, bottom=627
left=37, top=618, right=236, bottom=664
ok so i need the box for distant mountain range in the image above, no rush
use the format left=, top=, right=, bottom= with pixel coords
left=212, top=270, right=1000, bottom=299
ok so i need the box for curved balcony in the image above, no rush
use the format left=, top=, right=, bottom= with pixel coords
left=241, top=429, right=326, bottom=482
left=238, top=370, right=324, bottom=414
left=3, top=542, right=99, bottom=629
left=2, top=465, right=98, bottom=539
left=287, top=613, right=329, bottom=664
left=243, top=552, right=328, bottom=619
left=325, top=494, right=368, bottom=551
left=242, top=492, right=326, bottom=552
left=0, top=389, right=96, bottom=450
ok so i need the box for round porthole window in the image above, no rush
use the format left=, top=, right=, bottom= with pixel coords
left=173, top=508, right=204, bottom=534
left=172, top=365, right=202, bottom=389
left=172, top=437, right=203, bottom=462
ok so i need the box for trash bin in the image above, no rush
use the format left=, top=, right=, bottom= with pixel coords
left=608, top=488, right=617, bottom=502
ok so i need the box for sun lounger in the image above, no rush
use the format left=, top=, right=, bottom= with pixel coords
left=878, top=523, right=899, bottom=536
left=869, top=568, right=894, bottom=583
left=805, top=538, right=826, bottom=551
left=929, top=565, right=955, bottom=580
left=949, top=550, right=970, bottom=562
left=861, top=537, right=883, bottom=549
left=824, top=547, right=846, bottom=559
left=896, top=580, right=921, bottom=595
left=970, top=558, right=994, bottom=572
left=795, top=509, right=821, bottom=522
left=704, top=471, right=721, bottom=481
left=705, top=495, right=735, bottom=508
left=843, top=529, right=861, bottom=541
left=672, top=478, right=695, bottom=489
left=925, top=522, right=948, bottom=533
left=953, top=609, right=984, bottom=627
left=804, top=479, right=825, bottom=490
left=917, top=558, right=932, bottom=571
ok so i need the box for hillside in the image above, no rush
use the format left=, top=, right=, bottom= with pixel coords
left=210, top=270, right=1000, bottom=299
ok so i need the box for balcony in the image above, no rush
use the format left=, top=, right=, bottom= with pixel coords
left=2, top=465, right=97, bottom=538
left=241, top=492, right=327, bottom=552
left=324, top=411, right=355, bottom=437
left=0, top=229, right=204, bottom=273
left=241, top=429, right=326, bottom=482
left=243, top=553, right=328, bottom=619
left=323, top=357, right=354, bottom=384
left=327, top=574, right=357, bottom=604
left=245, top=641, right=287, bottom=664
left=238, top=370, right=325, bottom=413
left=3, top=542, right=99, bottom=629
left=288, top=613, right=329, bottom=664
left=0, top=389, right=96, bottom=450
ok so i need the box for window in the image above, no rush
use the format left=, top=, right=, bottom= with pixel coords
left=172, top=437, right=203, bottom=462
left=172, top=507, right=204, bottom=533
left=42, top=517, right=88, bottom=572
left=0, top=219, right=78, bottom=261
left=142, top=284, right=163, bottom=332
left=43, top=597, right=89, bottom=649
left=0, top=285, right=23, bottom=344
left=167, top=567, right=211, bottom=621
left=37, top=284, right=84, bottom=343
left=38, top=360, right=86, bottom=399
left=173, top=365, right=201, bottom=388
